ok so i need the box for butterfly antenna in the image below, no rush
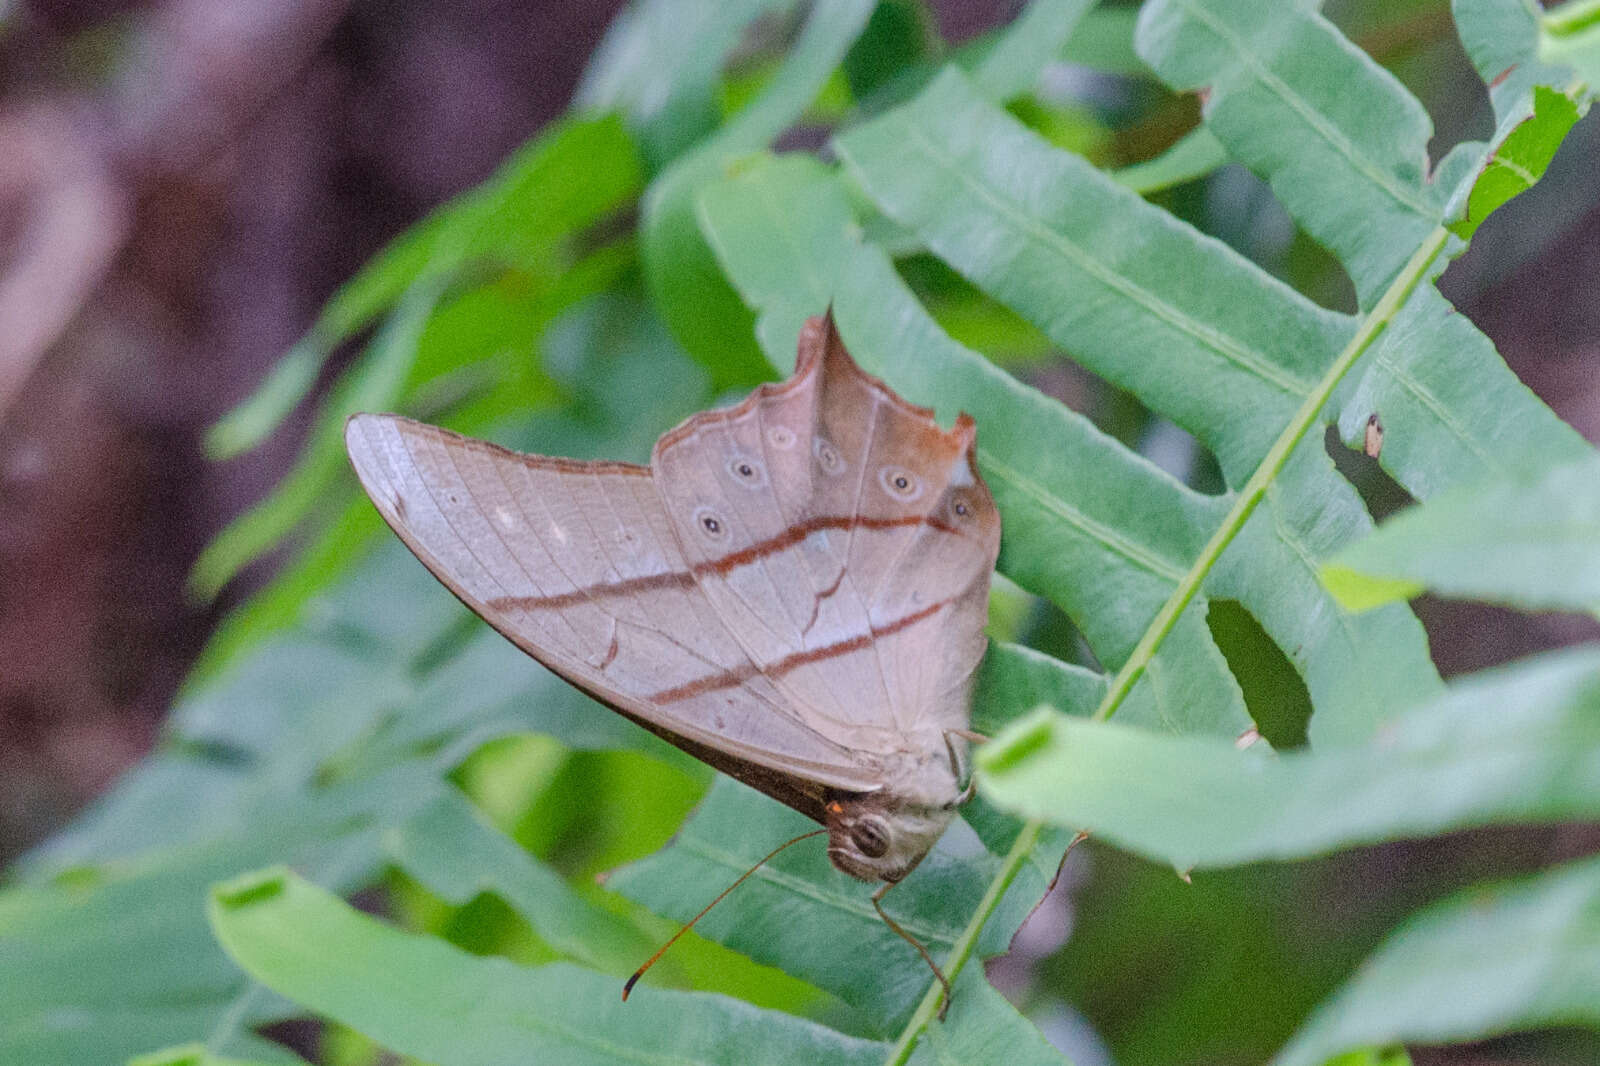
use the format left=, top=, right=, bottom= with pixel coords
left=622, top=827, right=828, bottom=1001
left=872, top=880, right=953, bottom=1020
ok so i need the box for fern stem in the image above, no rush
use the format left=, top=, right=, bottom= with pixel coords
left=884, top=224, right=1450, bottom=1065
left=883, top=820, right=1044, bottom=1066
left=1090, top=224, right=1447, bottom=724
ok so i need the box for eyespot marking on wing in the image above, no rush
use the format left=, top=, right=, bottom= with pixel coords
left=877, top=465, right=922, bottom=502
left=814, top=436, right=845, bottom=475
left=727, top=454, right=767, bottom=489
left=694, top=506, right=729, bottom=542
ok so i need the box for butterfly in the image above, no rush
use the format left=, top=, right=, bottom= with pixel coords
left=346, top=311, right=1000, bottom=1001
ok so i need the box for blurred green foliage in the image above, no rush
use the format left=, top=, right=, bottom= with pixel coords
left=4, top=1, right=1600, bottom=1065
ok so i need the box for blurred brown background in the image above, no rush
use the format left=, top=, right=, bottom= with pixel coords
left=1, top=0, right=1597, bottom=870
left=0, top=0, right=630, bottom=858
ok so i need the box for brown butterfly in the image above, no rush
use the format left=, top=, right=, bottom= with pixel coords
left=346, top=312, right=1000, bottom=1002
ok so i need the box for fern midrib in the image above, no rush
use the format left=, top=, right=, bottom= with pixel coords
left=1174, top=0, right=1443, bottom=222
left=900, top=124, right=1318, bottom=398
left=1372, top=346, right=1500, bottom=469
left=882, top=223, right=1452, bottom=1066
left=979, top=450, right=1190, bottom=583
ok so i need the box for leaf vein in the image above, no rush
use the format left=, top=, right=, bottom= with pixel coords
left=1174, top=0, right=1442, bottom=221
left=901, top=124, right=1316, bottom=397
left=1266, top=482, right=1360, bottom=647
left=1488, top=156, right=1538, bottom=189
left=1371, top=348, right=1500, bottom=469
left=978, top=450, right=1189, bottom=583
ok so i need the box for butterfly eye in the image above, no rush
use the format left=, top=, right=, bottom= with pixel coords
left=813, top=437, right=845, bottom=475
left=951, top=492, right=975, bottom=520
left=851, top=819, right=890, bottom=859
left=878, top=465, right=922, bottom=502
left=766, top=425, right=796, bottom=450
left=693, top=506, right=728, bottom=541
left=727, top=455, right=766, bottom=488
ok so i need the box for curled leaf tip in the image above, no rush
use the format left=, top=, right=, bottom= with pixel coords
left=976, top=708, right=1057, bottom=774
left=213, top=867, right=289, bottom=910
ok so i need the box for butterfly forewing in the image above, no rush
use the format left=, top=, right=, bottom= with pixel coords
left=344, top=413, right=883, bottom=793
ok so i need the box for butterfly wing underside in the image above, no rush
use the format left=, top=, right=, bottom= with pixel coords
left=651, top=315, right=1000, bottom=755
left=344, top=414, right=886, bottom=811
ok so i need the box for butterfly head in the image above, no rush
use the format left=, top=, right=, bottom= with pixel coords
left=823, top=790, right=957, bottom=884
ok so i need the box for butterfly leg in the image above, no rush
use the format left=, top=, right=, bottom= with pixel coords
left=942, top=728, right=989, bottom=806
left=872, top=879, right=953, bottom=1020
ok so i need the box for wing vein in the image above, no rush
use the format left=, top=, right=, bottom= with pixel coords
left=839, top=391, right=899, bottom=724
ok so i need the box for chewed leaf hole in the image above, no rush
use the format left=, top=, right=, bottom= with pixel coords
left=1324, top=424, right=1415, bottom=523
left=1205, top=599, right=1312, bottom=750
